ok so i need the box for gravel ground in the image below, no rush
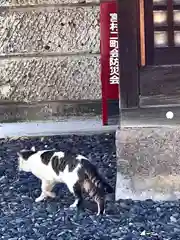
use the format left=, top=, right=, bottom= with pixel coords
left=1, top=133, right=180, bottom=240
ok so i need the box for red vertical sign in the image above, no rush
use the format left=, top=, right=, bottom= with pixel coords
left=100, top=1, right=119, bottom=125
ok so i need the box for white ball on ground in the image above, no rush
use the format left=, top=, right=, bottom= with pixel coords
left=166, top=111, right=174, bottom=119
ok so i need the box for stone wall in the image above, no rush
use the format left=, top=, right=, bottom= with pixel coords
left=0, top=0, right=101, bottom=102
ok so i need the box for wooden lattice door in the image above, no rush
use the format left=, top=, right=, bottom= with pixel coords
left=139, top=0, right=180, bottom=106
left=145, top=0, right=180, bottom=65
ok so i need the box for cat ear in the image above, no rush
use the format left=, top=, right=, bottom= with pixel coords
left=17, top=152, right=22, bottom=157
left=31, top=146, right=36, bottom=151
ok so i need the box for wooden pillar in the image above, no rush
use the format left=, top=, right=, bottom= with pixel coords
left=117, top=0, right=140, bottom=108
left=139, top=0, right=145, bottom=66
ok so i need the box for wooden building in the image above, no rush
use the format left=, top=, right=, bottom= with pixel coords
left=119, top=0, right=180, bottom=112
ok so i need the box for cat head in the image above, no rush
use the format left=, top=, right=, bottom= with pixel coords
left=17, top=146, right=36, bottom=172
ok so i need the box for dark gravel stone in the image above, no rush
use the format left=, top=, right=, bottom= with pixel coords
left=0, top=133, right=180, bottom=239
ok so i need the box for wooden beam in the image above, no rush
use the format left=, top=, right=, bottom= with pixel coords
left=140, top=65, right=180, bottom=107
left=144, top=0, right=154, bottom=65
left=117, top=0, right=139, bottom=108
left=167, top=0, right=174, bottom=47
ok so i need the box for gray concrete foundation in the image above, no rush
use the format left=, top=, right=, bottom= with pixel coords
left=115, top=126, right=180, bottom=201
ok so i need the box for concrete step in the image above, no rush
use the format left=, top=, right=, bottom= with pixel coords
left=0, top=117, right=117, bottom=138
left=116, top=126, right=180, bottom=201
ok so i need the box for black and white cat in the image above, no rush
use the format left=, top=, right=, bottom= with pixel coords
left=17, top=146, right=113, bottom=215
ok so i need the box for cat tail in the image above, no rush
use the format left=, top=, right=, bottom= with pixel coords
left=79, top=157, right=113, bottom=194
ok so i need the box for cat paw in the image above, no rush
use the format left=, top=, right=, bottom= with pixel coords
left=69, top=203, right=77, bottom=209
left=96, top=210, right=105, bottom=216
left=69, top=204, right=77, bottom=209
left=35, top=196, right=45, bottom=202
left=69, top=199, right=79, bottom=209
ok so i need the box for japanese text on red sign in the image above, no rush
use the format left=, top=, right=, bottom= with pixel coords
left=109, top=13, right=119, bottom=85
